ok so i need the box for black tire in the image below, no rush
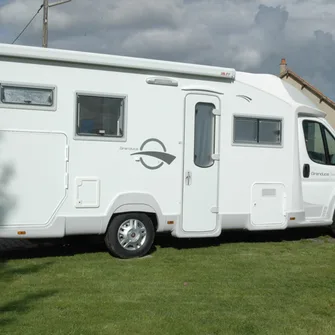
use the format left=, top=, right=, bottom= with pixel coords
left=330, top=213, right=335, bottom=237
left=104, top=212, right=155, bottom=259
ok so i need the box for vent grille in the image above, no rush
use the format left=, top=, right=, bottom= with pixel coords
left=262, top=188, right=276, bottom=197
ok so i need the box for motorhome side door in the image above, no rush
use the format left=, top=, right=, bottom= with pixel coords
left=182, top=93, right=220, bottom=233
left=299, top=117, right=335, bottom=221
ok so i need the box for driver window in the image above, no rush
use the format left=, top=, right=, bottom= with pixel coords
left=303, top=120, right=335, bottom=165
left=324, top=128, right=335, bottom=165
left=303, top=121, right=326, bottom=164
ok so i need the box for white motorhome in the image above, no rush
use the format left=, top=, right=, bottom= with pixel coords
left=0, top=43, right=334, bottom=258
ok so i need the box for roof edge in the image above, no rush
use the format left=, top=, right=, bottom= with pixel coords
left=0, top=43, right=236, bottom=81
left=296, top=104, right=326, bottom=118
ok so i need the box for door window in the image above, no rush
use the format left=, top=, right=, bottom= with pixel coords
left=302, top=120, right=335, bottom=165
left=194, top=102, right=215, bottom=168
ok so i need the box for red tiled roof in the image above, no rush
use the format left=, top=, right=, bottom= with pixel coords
left=280, top=68, right=335, bottom=110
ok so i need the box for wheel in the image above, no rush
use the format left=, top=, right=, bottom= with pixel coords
left=104, top=212, right=155, bottom=259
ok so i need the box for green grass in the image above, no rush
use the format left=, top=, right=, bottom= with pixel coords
left=1, top=231, right=335, bottom=335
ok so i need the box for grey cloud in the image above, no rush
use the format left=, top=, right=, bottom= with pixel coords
left=121, top=25, right=213, bottom=61
left=0, top=0, right=335, bottom=100
left=0, top=0, right=184, bottom=44
left=254, top=5, right=289, bottom=33
left=207, top=4, right=290, bottom=71
left=284, top=29, right=335, bottom=98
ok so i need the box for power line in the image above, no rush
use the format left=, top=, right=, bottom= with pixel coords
left=12, top=4, right=44, bottom=44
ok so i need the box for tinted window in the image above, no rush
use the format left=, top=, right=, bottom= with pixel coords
left=77, top=94, right=125, bottom=137
left=324, top=128, right=335, bottom=165
left=302, top=120, right=331, bottom=165
left=258, top=119, right=281, bottom=144
left=194, top=102, right=215, bottom=167
left=234, top=117, right=282, bottom=145
left=234, top=117, right=257, bottom=143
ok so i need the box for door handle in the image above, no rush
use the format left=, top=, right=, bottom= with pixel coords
left=303, top=164, right=310, bottom=178
left=185, top=171, right=192, bottom=185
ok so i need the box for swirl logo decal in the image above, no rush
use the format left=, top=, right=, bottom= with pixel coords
left=131, top=138, right=176, bottom=170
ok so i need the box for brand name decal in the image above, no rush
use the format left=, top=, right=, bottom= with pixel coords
left=310, top=172, right=335, bottom=177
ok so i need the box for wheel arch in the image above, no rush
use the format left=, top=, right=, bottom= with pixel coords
left=327, top=192, right=335, bottom=222
left=102, top=193, right=164, bottom=233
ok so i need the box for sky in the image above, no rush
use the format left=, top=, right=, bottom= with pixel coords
left=0, top=0, right=334, bottom=100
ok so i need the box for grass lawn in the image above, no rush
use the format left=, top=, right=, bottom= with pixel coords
left=1, top=229, right=335, bottom=335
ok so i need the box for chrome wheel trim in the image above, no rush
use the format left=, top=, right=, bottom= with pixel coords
left=117, top=219, right=147, bottom=251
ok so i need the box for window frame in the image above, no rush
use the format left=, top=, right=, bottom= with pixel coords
left=232, top=115, right=283, bottom=147
left=74, top=91, right=127, bottom=142
left=302, top=119, right=335, bottom=166
left=193, top=101, right=216, bottom=168
left=0, top=81, right=57, bottom=111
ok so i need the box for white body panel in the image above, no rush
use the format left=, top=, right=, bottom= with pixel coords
left=0, top=43, right=334, bottom=241
left=251, top=183, right=286, bottom=227
left=0, top=130, right=67, bottom=226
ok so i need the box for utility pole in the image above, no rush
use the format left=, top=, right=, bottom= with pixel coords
left=42, top=0, right=48, bottom=47
left=42, top=0, right=72, bottom=47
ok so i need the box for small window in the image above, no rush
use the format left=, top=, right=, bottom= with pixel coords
left=194, top=102, right=215, bottom=167
left=1, top=85, right=54, bottom=106
left=76, top=94, right=125, bottom=138
left=234, top=116, right=282, bottom=145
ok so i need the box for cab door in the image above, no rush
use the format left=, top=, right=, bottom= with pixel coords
left=299, top=117, right=335, bottom=221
